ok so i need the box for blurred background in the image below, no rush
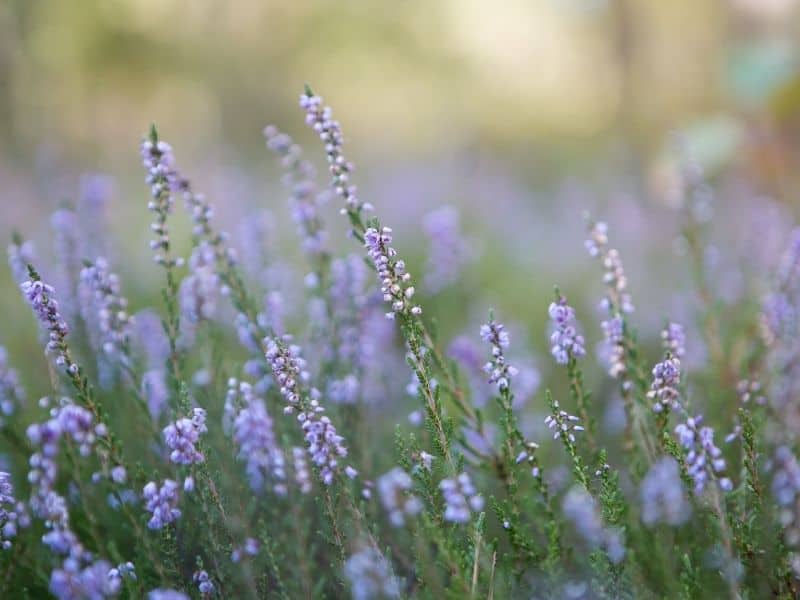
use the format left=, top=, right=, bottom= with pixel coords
left=1, top=0, right=800, bottom=412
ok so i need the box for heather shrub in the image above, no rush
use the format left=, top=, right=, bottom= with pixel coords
left=0, top=87, right=799, bottom=599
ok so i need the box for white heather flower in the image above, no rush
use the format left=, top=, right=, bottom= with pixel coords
left=377, top=467, right=423, bottom=527
left=545, top=401, right=585, bottom=444
left=480, top=319, right=518, bottom=390
left=364, top=227, right=421, bottom=319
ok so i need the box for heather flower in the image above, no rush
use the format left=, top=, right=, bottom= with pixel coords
left=141, top=135, right=182, bottom=267
left=545, top=401, right=585, bottom=444
left=0, top=347, right=25, bottom=427
left=50, top=559, right=121, bottom=600
left=291, top=446, right=312, bottom=494
left=640, top=457, right=690, bottom=526
left=548, top=295, right=586, bottom=364
left=299, top=91, right=372, bottom=215
left=50, top=207, right=82, bottom=325
left=736, top=379, right=765, bottom=406
left=440, top=472, right=484, bottom=523
left=193, top=570, right=214, bottom=595
left=77, top=172, right=114, bottom=260
left=364, top=226, right=421, bottom=319
left=264, top=125, right=328, bottom=256
left=148, top=591, right=189, bottom=600
left=772, top=446, right=800, bottom=546
left=231, top=538, right=260, bottom=563
left=585, top=220, right=634, bottom=314
left=78, top=258, right=134, bottom=381
left=233, top=395, right=287, bottom=495
left=7, top=234, right=36, bottom=285
left=661, top=322, right=686, bottom=359
left=21, top=273, right=71, bottom=369
left=142, top=479, right=181, bottom=530
left=600, top=316, right=626, bottom=379
left=563, top=485, right=625, bottom=564
left=162, top=408, right=207, bottom=465
left=107, top=561, right=136, bottom=583
left=377, top=467, right=423, bottom=527
left=675, top=415, right=732, bottom=495
left=480, top=318, right=518, bottom=390
left=422, top=205, right=474, bottom=293
left=0, top=471, right=18, bottom=549
left=344, top=547, right=400, bottom=600
left=141, top=369, right=169, bottom=422
left=648, top=356, right=682, bottom=413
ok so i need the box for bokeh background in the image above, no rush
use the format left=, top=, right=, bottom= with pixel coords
left=2, top=0, right=800, bottom=411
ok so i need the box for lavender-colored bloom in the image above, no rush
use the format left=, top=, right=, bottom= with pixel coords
left=141, top=136, right=183, bottom=268
left=364, top=227, right=421, bottom=319
left=675, top=415, right=731, bottom=495
left=640, top=457, right=690, bottom=526
left=480, top=319, right=518, bottom=390
left=107, top=561, right=136, bottom=584
left=648, top=356, right=681, bottom=413
left=78, top=172, right=115, bottom=260
left=50, top=559, right=120, bottom=600
left=265, top=336, right=347, bottom=485
left=231, top=538, right=260, bottom=563
left=179, top=242, right=220, bottom=341
left=600, top=316, right=626, bottom=379
left=377, top=467, right=423, bottom=527
left=563, top=486, right=625, bottom=564
left=163, top=408, right=207, bottom=465
left=299, top=91, right=372, bottom=215
left=264, top=126, right=328, bottom=255
left=585, top=220, right=634, bottom=315
left=148, top=591, right=189, bottom=600
left=291, top=446, right=312, bottom=494
left=422, top=205, right=474, bottom=293
left=0, top=347, right=24, bottom=427
left=50, top=207, right=82, bottom=326
left=0, top=472, right=17, bottom=549
left=234, top=396, right=286, bottom=495
left=661, top=322, right=686, bottom=359
left=7, top=235, right=36, bottom=285
left=548, top=295, right=586, bottom=364
left=142, top=480, right=181, bottom=530
left=772, top=446, right=800, bottom=546
left=344, top=548, right=400, bottom=600
left=440, top=472, right=484, bottom=523
left=193, top=570, right=214, bottom=595
left=141, top=369, right=169, bottom=422
left=545, top=401, right=585, bottom=444
left=78, top=258, right=134, bottom=382
left=21, top=275, right=71, bottom=369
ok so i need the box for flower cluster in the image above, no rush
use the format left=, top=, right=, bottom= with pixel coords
left=231, top=538, right=260, bottom=563
left=141, top=136, right=182, bottom=267
left=562, top=486, right=625, bottom=564
left=50, top=559, right=121, bottom=600
left=7, top=234, right=36, bottom=284
left=585, top=220, right=634, bottom=314
left=21, top=274, right=72, bottom=370
left=377, top=467, right=423, bottom=527
left=440, top=472, right=484, bottom=523
left=163, top=408, right=207, bottom=465
left=0, top=347, right=24, bottom=427
left=344, top=547, right=400, bottom=600
left=364, top=227, right=421, bottom=319
left=600, top=316, right=626, bottom=380
left=648, top=356, right=681, bottom=413
left=772, top=446, right=800, bottom=546
left=143, top=479, right=181, bottom=530
left=0, top=472, right=18, bottom=549
left=179, top=242, right=220, bottom=327
left=299, top=91, right=371, bottom=215
left=264, top=126, right=327, bottom=256
left=193, top=570, right=214, bottom=595
left=422, top=205, right=474, bottom=293
left=640, top=457, right=690, bottom=526
left=675, top=415, right=732, bottom=495
left=480, top=319, right=518, bottom=390
left=265, top=336, right=348, bottom=484
left=548, top=295, right=586, bottom=364
left=233, top=395, right=287, bottom=495
left=661, top=322, right=686, bottom=359
left=544, top=401, right=585, bottom=444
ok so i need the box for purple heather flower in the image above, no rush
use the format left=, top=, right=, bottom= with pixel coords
left=148, top=591, right=189, bottom=600
left=648, top=356, right=682, bottom=413
left=640, top=457, right=690, bottom=526
left=299, top=91, right=372, bottom=215
left=231, top=538, right=260, bottom=563
left=480, top=319, right=518, bottom=390
left=661, top=322, right=686, bottom=359
left=50, top=207, right=82, bottom=325
left=78, top=172, right=115, bottom=260
left=265, top=336, right=348, bottom=485
left=50, top=559, right=121, bottom=600
left=364, top=227, right=421, bottom=319
left=291, top=446, right=312, bottom=494
left=585, top=220, right=634, bottom=315
left=422, top=205, right=475, bottom=293
left=264, top=125, right=328, bottom=256
left=21, top=275, right=71, bottom=369
left=141, top=137, right=182, bottom=267
left=377, top=467, right=423, bottom=527
left=233, top=396, right=286, bottom=495
left=563, top=485, right=625, bottom=564
left=143, top=479, right=181, bottom=530
left=193, top=570, right=214, bottom=595
left=0, top=471, right=18, bottom=549
left=7, top=236, right=36, bottom=285
left=545, top=400, right=585, bottom=444
left=772, top=446, right=800, bottom=546
left=141, top=369, right=169, bottom=422
left=344, top=548, right=400, bottom=600
left=162, top=408, right=207, bottom=465
left=179, top=243, right=220, bottom=345
left=600, top=316, right=626, bottom=380
left=548, top=295, right=586, bottom=364
left=0, top=347, right=25, bottom=427
left=675, top=415, right=731, bottom=495
left=440, top=472, right=484, bottom=523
